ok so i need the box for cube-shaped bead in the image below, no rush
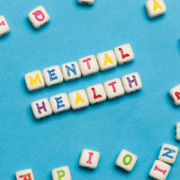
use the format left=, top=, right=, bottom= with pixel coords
left=16, top=169, right=34, bottom=180
left=146, top=0, right=166, bottom=18
left=25, top=70, right=45, bottom=91
left=158, top=144, right=178, bottom=164
left=61, top=61, right=81, bottom=81
left=121, top=72, right=142, bottom=93
left=69, top=90, right=89, bottom=110
left=50, top=93, right=71, bottom=114
left=31, top=98, right=52, bottom=119
left=176, top=122, right=180, bottom=141
left=43, top=65, right=63, bottom=86
left=149, top=160, right=171, bottom=180
left=78, top=55, right=99, bottom=76
left=79, top=149, right=100, bottom=169
left=114, top=44, right=135, bottom=65
left=77, top=0, right=95, bottom=5
left=169, top=84, right=180, bottom=105
left=52, top=166, right=71, bottom=180
left=115, top=149, right=137, bottom=172
left=86, top=84, right=107, bottom=104
left=0, top=16, right=10, bottom=37
left=104, top=78, right=125, bottom=99
left=96, top=50, right=117, bottom=71
left=28, top=5, right=50, bottom=29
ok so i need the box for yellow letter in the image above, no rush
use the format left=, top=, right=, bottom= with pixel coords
left=75, top=93, right=85, bottom=105
left=29, top=74, right=42, bottom=87
left=153, top=0, right=162, bottom=11
left=104, top=53, right=113, bottom=66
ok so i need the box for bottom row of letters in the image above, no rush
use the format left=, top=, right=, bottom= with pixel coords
left=31, top=72, right=143, bottom=119
left=16, top=144, right=178, bottom=180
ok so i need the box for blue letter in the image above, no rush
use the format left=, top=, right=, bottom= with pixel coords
left=162, top=148, right=175, bottom=159
left=55, top=97, right=65, bottom=109
left=65, top=64, right=77, bottom=77
left=47, top=69, right=58, bottom=81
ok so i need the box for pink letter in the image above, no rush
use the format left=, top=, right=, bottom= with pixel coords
left=108, top=81, right=117, bottom=93
left=154, top=166, right=166, bottom=175
left=32, top=10, right=45, bottom=21
left=86, top=152, right=94, bottom=164
left=83, top=58, right=91, bottom=70
left=0, top=21, right=5, bottom=26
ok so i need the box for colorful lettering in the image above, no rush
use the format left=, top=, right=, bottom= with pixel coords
left=83, top=58, right=91, bottom=70
left=104, top=53, right=113, bottom=66
left=123, top=155, right=132, bottom=165
left=91, top=88, right=102, bottom=99
left=32, top=10, right=45, bottom=21
left=36, top=102, right=47, bottom=114
left=55, top=97, right=65, bottom=109
left=56, top=170, right=65, bottom=180
left=65, top=64, right=77, bottom=77
left=127, top=75, right=138, bottom=88
left=162, top=148, right=175, bottom=159
left=19, top=173, right=31, bottom=180
left=175, top=92, right=180, bottom=100
left=153, top=0, right=162, bottom=11
left=154, top=166, right=166, bottom=175
left=29, top=74, right=42, bottom=87
left=75, top=93, right=85, bottom=105
left=86, top=152, right=94, bottom=164
left=0, top=21, right=5, bottom=26
left=108, top=81, right=117, bottom=93
left=118, top=48, right=130, bottom=59
left=47, top=69, right=58, bottom=81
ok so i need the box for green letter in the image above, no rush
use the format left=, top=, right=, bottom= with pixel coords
left=57, top=170, right=65, bottom=180
left=123, top=155, right=132, bottom=165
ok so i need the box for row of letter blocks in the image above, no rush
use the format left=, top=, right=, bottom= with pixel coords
left=149, top=144, right=179, bottom=180
left=25, top=44, right=135, bottom=91
left=15, top=148, right=138, bottom=180
left=31, top=72, right=142, bottom=119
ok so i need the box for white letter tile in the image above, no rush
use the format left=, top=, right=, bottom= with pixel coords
left=169, top=84, right=180, bottom=105
left=0, top=16, right=10, bottom=37
left=16, top=169, right=34, bottom=180
left=176, top=122, right=180, bottom=141
left=52, top=166, right=71, bottom=180
left=77, top=0, right=95, bottom=5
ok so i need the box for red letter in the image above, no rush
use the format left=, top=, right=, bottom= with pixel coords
left=154, top=166, right=166, bottom=175
left=86, top=152, right=94, bottom=164
left=175, top=92, right=180, bottom=100
left=119, top=48, right=130, bottom=59
left=0, top=21, right=5, bottom=26
left=32, top=10, right=45, bottom=21
left=83, top=58, right=91, bottom=70
left=108, top=81, right=117, bottom=93
left=91, top=88, right=102, bottom=99
left=19, top=173, right=31, bottom=180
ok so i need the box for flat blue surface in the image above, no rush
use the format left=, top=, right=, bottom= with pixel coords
left=0, top=0, right=180, bottom=179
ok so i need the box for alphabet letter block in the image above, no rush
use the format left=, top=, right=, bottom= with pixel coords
left=149, top=160, right=171, bottom=180
left=52, top=166, right=71, bottom=180
left=146, top=0, right=166, bottom=18
left=25, top=70, right=45, bottom=91
left=77, top=0, right=95, bottom=5
left=176, top=122, right=180, bottom=141
left=31, top=98, right=52, bottom=119
left=121, top=72, right=142, bottom=93
left=79, top=149, right=100, bottom=169
left=0, top=15, right=10, bottom=37
left=158, top=144, right=178, bottom=164
left=16, top=169, right=34, bottom=180
left=28, top=5, right=50, bottom=29
left=115, top=149, right=137, bottom=171
left=169, top=84, right=180, bottom=105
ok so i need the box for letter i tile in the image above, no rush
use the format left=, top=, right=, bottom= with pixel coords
left=79, top=149, right=100, bottom=169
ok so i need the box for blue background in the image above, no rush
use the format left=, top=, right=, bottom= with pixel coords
left=0, top=0, right=180, bottom=179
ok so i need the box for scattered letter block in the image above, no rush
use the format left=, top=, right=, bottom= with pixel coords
left=28, top=5, right=50, bottom=29
left=176, top=122, right=180, bottom=141
left=104, top=78, right=125, bottom=99
left=78, top=55, right=99, bottom=76
left=115, top=149, right=137, bottom=171
left=146, top=0, right=166, bottom=18
left=122, top=72, right=142, bottom=93
left=52, top=166, right=71, bottom=180
left=0, top=15, right=10, bottom=37
left=25, top=70, right=45, bottom=91
left=16, top=169, right=34, bottom=180
left=158, top=144, right=178, bottom=164
left=31, top=98, right=52, bottom=119
left=149, top=160, right=171, bottom=180
left=169, top=84, right=180, bottom=105
left=79, top=149, right=100, bottom=169
left=77, top=0, right=95, bottom=5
